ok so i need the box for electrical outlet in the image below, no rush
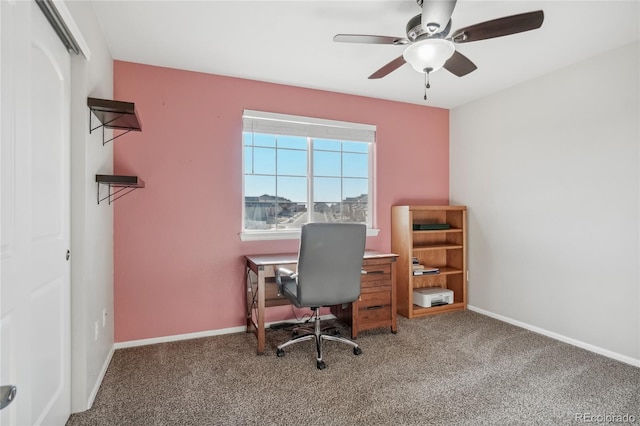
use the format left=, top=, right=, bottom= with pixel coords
left=102, top=309, right=107, bottom=327
left=94, top=321, right=99, bottom=341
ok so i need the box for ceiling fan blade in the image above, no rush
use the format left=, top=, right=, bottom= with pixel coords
left=451, top=10, right=544, bottom=43
left=368, top=55, right=406, bottom=79
left=333, top=34, right=409, bottom=45
left=421, top=0, right=457, bottom=34
left=443, top=51, right=477, bottom=77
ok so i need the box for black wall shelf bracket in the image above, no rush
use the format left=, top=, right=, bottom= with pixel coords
left=88, top=97, right=142, bottom=145
left=96, top=174, right=145, bottom=205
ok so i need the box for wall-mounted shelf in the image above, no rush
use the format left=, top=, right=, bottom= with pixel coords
left=96, top=174, right=145, bottom=205
left=88, top=97, right=142, bottom=145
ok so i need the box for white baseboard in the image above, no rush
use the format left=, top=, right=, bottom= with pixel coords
left=86, top=344, right=115, bottom=410
left=113, top=314, right=336, bottom=350
left=467, top=305, right=640, bottom=368
left=114, top=325, right=247, bottom=349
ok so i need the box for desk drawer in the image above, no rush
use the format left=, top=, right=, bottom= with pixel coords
left=359, top=290, right=391, bottom=307
left=358, top=291, right=391, bottom=322
left=361, top=263, right=391, bottom=289
left=358, top=291, right=391, bottom=324
left=358, top=304, right=391, bottom=324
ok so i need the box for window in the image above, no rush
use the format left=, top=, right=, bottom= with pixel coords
left=241, top=110, right=377, bottom=240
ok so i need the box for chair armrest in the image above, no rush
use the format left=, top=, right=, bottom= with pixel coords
left=275, top=267, right=298, bottom=292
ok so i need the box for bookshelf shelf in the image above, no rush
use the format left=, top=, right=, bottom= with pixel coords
left=413, top=243, right=464, bottom=251
left=414, top=228, right=462, bottom=232
left=412, top=302, right=466, bottom=317
left=412, top=266, right=462, bottom=276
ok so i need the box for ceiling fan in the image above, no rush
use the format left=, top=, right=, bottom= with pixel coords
left=334, top=0, right=544, bottom=98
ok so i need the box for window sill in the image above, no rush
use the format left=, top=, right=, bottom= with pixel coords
left=239, top=228, right=380, bottom=241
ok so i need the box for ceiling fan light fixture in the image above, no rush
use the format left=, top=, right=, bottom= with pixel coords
left=403, top=39, right=455, bottom=73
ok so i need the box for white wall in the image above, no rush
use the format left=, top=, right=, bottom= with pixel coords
left=450, top=42, right=639, bottom=365
left=66, top=1, right=115, bottom=412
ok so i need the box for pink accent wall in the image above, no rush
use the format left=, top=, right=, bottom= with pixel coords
left=113, top=61, right=449, bottom=342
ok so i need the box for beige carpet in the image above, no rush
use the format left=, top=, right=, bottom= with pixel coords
left=67, top=311, right=639, bottom=425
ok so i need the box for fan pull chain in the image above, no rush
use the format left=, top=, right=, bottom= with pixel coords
left=423, top=69, right=431, bottom=101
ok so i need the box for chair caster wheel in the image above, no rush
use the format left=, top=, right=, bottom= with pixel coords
left=276, top=348, right=285, bottom=357
left=317, top=360, right=326, bottom=370
left=353, top=347, right=362, bottom=355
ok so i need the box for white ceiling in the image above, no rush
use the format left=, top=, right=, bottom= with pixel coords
left=91, top=1, right=640, bottom=109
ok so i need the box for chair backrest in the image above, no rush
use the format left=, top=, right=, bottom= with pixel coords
left=295, top=222, right=366, bottom=307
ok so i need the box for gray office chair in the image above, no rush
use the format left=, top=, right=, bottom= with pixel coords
left=275, top=222, right=366, bottom=369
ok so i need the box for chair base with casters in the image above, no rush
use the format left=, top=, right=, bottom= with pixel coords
left=275, top=307, right=362, bottom=370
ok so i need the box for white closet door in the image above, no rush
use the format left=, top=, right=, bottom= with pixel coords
left=1, top=1, right=71, bottom=425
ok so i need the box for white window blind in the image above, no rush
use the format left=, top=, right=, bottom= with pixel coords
left=242, top=110, right=376, bottom=143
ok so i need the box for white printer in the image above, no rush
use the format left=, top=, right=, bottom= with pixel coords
left=413, top=287, right=454, bottom=308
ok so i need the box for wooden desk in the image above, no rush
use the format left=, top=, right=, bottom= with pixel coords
left=245, top=251, right=398, bottom=354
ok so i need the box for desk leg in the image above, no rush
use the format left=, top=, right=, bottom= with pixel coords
left=256, top=268, right=266, bottom=355
left=245, top=268, right=253, bottom=332
left=390, top=260, right=398, bottom=334
left=351, top=300, right=360, bottom=339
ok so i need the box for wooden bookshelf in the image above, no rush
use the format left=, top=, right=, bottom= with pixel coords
left=391, top=205, right=467, bottom=318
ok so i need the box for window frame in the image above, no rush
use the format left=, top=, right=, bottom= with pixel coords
left=240, top=110, right=379, bottom=241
